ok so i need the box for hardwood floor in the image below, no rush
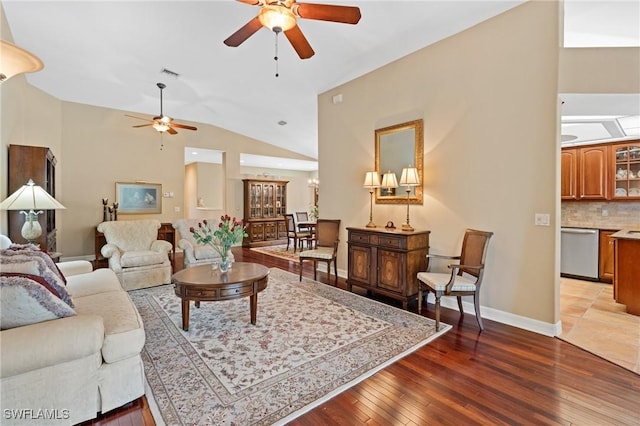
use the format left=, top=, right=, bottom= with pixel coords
left=84, top=247, right=640, bottom=425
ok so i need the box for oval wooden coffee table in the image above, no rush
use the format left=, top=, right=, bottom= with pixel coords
left=172, top=262, right=269, bottom=331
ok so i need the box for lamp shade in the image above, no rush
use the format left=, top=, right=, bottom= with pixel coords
left=0, top=179, right=66, bottom=211
left=363, top=171, right=381, bottom=188
left=381, top=171, right=398, bottom=188
left=0, top=40, right=44, bottom=83
left=400, top=166, right=420, bottom=187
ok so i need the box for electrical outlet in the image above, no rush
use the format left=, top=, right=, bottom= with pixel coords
left=535, top=213, right=550, bottom=226
left=174, top=206, right=180, bottom=213
left=602, top=209, right=609, bottom=217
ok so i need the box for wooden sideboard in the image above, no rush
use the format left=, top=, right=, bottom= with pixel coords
left=346, top=227, right=430, bottom=309
left=94, top=222, right=175, bottom=269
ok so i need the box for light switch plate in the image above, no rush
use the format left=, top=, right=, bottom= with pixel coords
left=535, top=213, right=550, bottom=226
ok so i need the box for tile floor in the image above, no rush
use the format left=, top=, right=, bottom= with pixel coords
left=560, top=277, right=640, bottom=374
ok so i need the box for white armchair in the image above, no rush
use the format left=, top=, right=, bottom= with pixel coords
left=172, top=218, right=235, bottom=268
left=97, top=220, right=172, bottom=290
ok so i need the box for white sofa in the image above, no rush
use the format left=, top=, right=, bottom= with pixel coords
left=173, top=218, right=235, bottom=268
left=0, top=254, right=146, bottom=425
left=97, top=219, right=172, bottom=290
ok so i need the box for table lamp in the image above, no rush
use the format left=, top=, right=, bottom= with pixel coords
left=363, top=171, right=380, bottom=228
left=0, top=179, right=66, bottom=243
left=399, top=166, right=420, bottom=232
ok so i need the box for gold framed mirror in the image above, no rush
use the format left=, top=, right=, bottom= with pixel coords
left=375, top=119, right=423, bottom=204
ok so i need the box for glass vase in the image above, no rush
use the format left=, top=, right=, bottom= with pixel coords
left=219, top=259, right=230, bottom=273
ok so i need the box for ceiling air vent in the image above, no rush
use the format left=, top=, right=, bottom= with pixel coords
left=160, top=68, right=179, bottom=78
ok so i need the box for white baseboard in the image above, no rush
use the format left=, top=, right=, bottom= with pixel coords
left=59, top=254, right=95, bottom=263
left=332, top=267, right=562, bottom=337
left=426, top=293, right=562, bottom=337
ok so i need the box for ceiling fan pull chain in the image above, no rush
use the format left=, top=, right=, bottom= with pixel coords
left=274, top=28, right=280, bottom=77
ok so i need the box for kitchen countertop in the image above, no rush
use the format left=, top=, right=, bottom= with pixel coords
left=611, top=229, right=640, bottom=240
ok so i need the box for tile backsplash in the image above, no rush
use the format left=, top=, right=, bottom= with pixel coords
left=562, top=201, right=640, bottom=229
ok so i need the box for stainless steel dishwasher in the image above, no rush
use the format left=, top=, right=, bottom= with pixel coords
left=560, top=227, right=600, bottom=280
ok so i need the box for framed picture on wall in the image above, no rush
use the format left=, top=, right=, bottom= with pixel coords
left=116, top=182, right=162, bottom=214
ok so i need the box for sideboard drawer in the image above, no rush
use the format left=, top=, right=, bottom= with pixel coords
left=349, top=232, right=370, bottom=244
left=378, top=235, right=404, bottom=249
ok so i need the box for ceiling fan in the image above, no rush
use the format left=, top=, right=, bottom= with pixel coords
left=126, top=83, right=197, bottom=135
left=224, top=0, right=361, bottom=60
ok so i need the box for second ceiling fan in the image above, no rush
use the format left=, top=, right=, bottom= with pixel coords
left=126, top=83, right=197, bottom=135
left=224, top=0, right=361, bottom=59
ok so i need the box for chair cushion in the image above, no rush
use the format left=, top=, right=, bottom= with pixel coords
left=299, top=247, right=334, bottom=260
left=417, top=272, right=477, bottom=292
left=120, top=250, right=167, bottom=268
left=0, top=273, right=76, bottom=330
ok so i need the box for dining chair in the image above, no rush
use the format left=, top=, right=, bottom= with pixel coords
left=417, top=228, right=494, bottom=331
left=299, top=219, right=341, bottom=285
left=285, top=214, right=311, bottom=253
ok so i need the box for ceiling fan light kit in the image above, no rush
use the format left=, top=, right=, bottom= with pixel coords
left=224, top=0, right=361, bottom=60
left=259, top=4, right=297, bottom=31
left=126, top=82, right=197, bottom=135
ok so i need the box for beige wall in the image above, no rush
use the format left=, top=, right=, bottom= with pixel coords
left=318, top=1, right=561, bottom=326
left=560, top=47, right=640, bottom=93
left=2, top=93, right=315, bottom=258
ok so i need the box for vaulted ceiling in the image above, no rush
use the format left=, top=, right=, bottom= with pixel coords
left=3, top=1, right=639, bottom=165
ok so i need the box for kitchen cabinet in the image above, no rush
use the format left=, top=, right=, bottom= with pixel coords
left=561, top=149, right=578, bottom=199
left=346, top=227, right=430, bottom=309
left=561, top=146, right=608, bottom=200
left=611, top=142, right=640, bottom=199
left=599, top=230, right=616, bottom=283
left=242, top=179, right=288, bottom=247
left=611, top=230, right=640, bottom=315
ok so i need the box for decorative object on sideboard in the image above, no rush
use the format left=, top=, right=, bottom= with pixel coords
left=399, top=166, right=420, bottom=232
left=0, top=40, right=43, bottom=83
left=0, top=179, right=66, bottom=243
left=102, top=198, right=119, bottom=221
left=362, top=171, right=380, bottom=228
left=385, top=221, right=396, bottom=230
left=380, top=170, right=398, bottom=197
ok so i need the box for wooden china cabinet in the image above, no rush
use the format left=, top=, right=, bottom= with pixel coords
left=346, top=227, right=430, bottom=309
left=7, top=145, right=58, bottom=252
left=242, top=179, right=288, bottom=247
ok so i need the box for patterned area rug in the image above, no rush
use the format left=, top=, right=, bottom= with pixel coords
left=250, top=244, right=301, bottom=262
left=130, top=268, right=450, bottom=425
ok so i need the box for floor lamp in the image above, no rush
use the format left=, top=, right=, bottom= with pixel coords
left=0, top=179, right=66, bottom=244
left=363, top=171, right=380, bottom=228
left=399, top=166, right=420, bottom=232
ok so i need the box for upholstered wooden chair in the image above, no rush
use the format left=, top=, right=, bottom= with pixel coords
left=295, top=211, right=311, bottom=233
left=97, top=219, right=173, bottom=290
left=298, top=219, right=341, bottom=285
left=285, top=214, right=311, bottom=253
left=417, top=229, right=494, bottom=331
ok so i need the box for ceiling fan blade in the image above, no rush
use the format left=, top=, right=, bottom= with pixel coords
left=235, top=0, right=263, bottom=4
left=125, top=114, right=152, bottom=122
left=132, top=124, right=153, bottom=128
left=167, top=127, right=178, bottom=135
left=171, top=123, right=198, bottom=131
left=294, top=3, right=361, bottom=24
left=284, top=25, right=314, bottom=59
left=224, top=16, right=263, bottom=47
